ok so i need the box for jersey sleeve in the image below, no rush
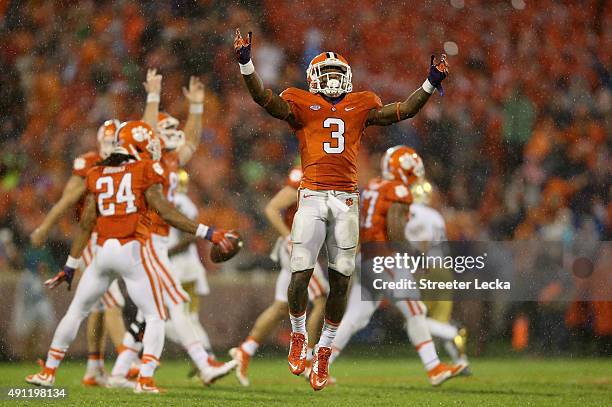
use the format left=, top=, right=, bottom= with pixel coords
left=286, top=167, right=303, bottom=189
left=280, top=87, right=308, bottom=127
left=363, top=91, right=383, bottom=110
left=142, top=160, right=166, bottom=189
left=385, top=182, right=413, bottom=205
left=72, top=152, right=99, bottom=177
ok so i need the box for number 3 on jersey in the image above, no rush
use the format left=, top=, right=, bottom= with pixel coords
left=323, top=118, right=345, bottom=154
left=96, top=174, right=137, bottom=216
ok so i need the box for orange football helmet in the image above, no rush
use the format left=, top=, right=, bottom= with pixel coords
left=114, top=121, right=161, bottom=161
left=381, top=145, right=425, bottom=186
left=307, top=52, right=352, bottom=97
left=97, top=119, right=120, bottom=159
left=157, top=112, right=185, bottom=150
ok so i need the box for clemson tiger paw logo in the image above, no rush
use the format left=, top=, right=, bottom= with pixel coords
left=345, top=198, right=354, bottom=207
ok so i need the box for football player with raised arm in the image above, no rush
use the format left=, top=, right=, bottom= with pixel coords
left=234, top=29, right=448, bottom=390
left=25, top=121, right=236, bottom=393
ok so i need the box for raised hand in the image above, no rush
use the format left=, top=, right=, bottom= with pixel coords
left=182, top=76, right=205, bottom=104
left=44, top=265, right=76, bottom=290
left=427, top=54, right=449, bottom=95
left=234, top=28, right=253, bottom=64
left=143, top=68, right=162, bottom=95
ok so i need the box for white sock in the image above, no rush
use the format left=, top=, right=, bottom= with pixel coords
left=444, top=340, right=461, bottom=363
left=139, top=354, right=159, bottom=378
left=86, top=354, right=103, bottom=373
left=191, top=312, right=213, bottom=354
left=45, top=347, right=66, bottom=369
left=240, top=337, right=259, bottom=356
left=318, top=320, right=339, bottom=348
left=111, top=341, right=141, bottom=377
left=47, top=310, right=88, bottom=370
left=289, top=311, right=307, bottom=335
left=306, top=346, right=314, bottom=361
left=141, top=317, right=165, bottom=367
left=427, top=318, right=458, bottom=341
left=416, top=340, right=440, bottom=371
left=187, top=342, right=211, bottom=372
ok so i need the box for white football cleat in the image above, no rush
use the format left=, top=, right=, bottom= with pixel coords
left=105, top=375, right=136, bottom=389
left=25, top=367, right=56, bottom=388
left=200, top=359, right=238, bottom=385
left=229, top=347, right=250, bottom=386
left=134, top=376, right=162, bottom=394
left=428, top=362, right=467, bottom=387
left=82, top=368, right=108, bottom=387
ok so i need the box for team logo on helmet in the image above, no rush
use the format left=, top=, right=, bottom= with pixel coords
left=381, top=145, right=425, bottom=186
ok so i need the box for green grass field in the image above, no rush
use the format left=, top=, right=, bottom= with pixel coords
left=1, top=357, right=610, bottom=406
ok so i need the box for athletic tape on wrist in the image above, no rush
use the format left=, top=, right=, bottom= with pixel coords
left=147, top=93, right=160, bottom=103
left=239, top=60, right=255, bottom=75
left=66, top=256, right=81, bottom=269
left=421, top=79, right=435, bottom=94
left=189, top=103, right=204, bottom=114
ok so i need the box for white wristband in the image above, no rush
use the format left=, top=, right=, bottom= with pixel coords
left=189, top=103, right=204, bottom=114
left=239, top=60, right=255, bottom=75
left=196, top=224, right=210, bottom=239
left=66, top=256, right=81, bottom=269
left=421, top=79, right=435, bottom=94
left=147, top=92, right=160, bottom=103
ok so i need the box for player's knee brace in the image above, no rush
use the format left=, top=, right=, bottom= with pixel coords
left=290, top=246, right=315, bottom=273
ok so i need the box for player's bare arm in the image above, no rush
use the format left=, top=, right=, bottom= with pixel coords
left=145, top=183, right=234, bottom=252
left=69, top=193, right=97, bottom=259
left=44, top=193, right=97, bottom=290
left=142, top=68, right=162, bottom=129
left=366, top=55, right=449, bottom=126
left=387, top=202, right=411, bottom=241
left=30, top=174, right=87, bottom=247
left=234, top=29, right=300, bottom=127
left=177, top=76, right=205, bottom=165
left=265, top=185, right=297, bottom=238
left=145, top=184, right=200, bottom=234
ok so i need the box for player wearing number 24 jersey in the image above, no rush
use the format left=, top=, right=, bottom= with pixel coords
left=26, top=121, right=235, bottom=394
left=234, top=28, right=449, bottom=391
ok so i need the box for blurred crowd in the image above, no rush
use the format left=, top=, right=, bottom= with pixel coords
left=0, top=0, right=609, bottom=354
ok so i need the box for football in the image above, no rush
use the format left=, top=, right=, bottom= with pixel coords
left=210, top=231, right=244, bottom=263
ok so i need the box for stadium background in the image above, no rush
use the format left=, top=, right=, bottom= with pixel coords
left=0, top=0, right=609, bottom=361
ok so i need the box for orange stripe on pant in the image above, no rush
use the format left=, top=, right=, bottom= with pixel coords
left=144, top=242, right=179, bottom=306
left=146, top=239, right=188, bottom=303
left=140, top=245, right=166, bottom=321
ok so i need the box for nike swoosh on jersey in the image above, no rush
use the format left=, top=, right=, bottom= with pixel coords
left=344, top=106, right=356, bottom=111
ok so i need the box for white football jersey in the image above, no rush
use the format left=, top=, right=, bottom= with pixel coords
left=404, top=203, right=447, bottom=254
left=168, top=192, right=209, bottom=295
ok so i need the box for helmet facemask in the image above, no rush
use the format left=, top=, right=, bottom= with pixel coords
left=308, top=59, right=352, bottom=98
left=157, top=115, right=185, bottom=150
left=99, top=135, right=115, bottom=159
